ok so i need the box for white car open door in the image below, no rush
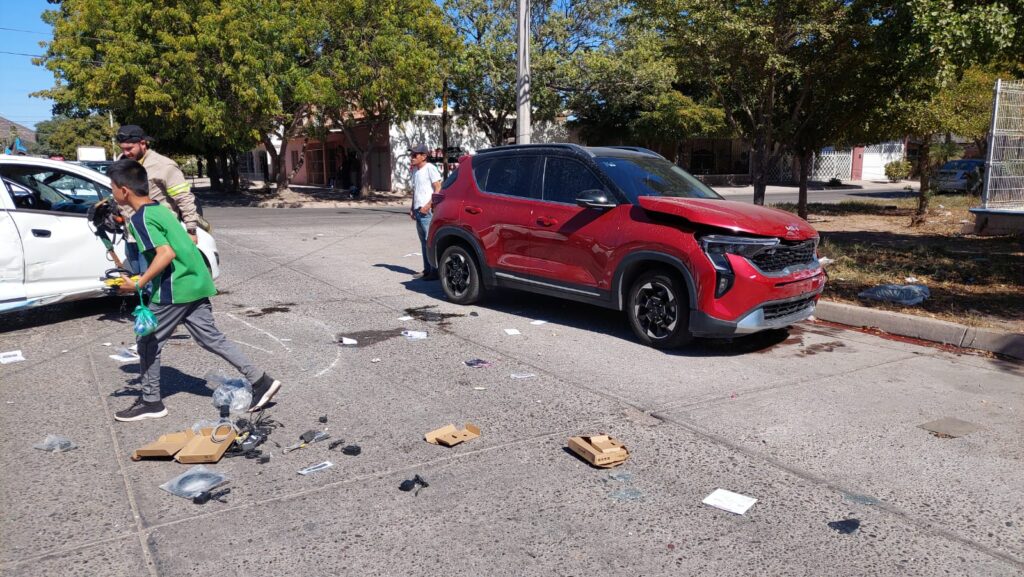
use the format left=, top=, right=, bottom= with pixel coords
left=0, top=188, right=27, bottom=312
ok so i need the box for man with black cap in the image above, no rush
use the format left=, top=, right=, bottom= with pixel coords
left=115, top=125, right=203, bottom=276
left=408, top=144, right=442, bottom=280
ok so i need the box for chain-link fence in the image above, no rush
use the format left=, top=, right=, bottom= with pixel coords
left=982, top=79, right=1024, bottom=211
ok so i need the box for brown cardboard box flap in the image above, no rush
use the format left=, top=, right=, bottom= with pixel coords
left=175, top=424, right=237, bottom=464
left=568, top=435, right=629, bottom=468
left=426, top=423, right=480, bottom=447
left=131, top=429, right=196, bottom=461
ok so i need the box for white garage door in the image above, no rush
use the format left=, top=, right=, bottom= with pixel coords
left=862, top=141, right=905, bottom=181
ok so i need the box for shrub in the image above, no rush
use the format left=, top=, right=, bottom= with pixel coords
left=884, top=160, right=912, bottom=182
left=828, top=177, right=842, bottom=186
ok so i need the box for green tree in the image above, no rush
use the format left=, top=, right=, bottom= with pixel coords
left=445, top=0, right=621, bottom=146
left=34, top=115, right=116, bottom=159
left=321, top=0, right=456, bottom=193
left=568, top=27, right=725, bottom=151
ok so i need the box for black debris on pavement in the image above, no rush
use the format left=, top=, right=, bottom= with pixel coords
left=319, top=415, right=328, bottom=424
left=464, top=359, right=491, bottom=368
left=403, top=305, right=463, bottom=326
left=193, top=487, right=231, bottom=505
left=828, top=519, right=861, bottom=534
left=341, top=445, right=362, bottom=456
left=399, top=474, right=429, bottom=495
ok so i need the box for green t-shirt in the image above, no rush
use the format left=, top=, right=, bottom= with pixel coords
left=128, top=202, right=216, bottom=305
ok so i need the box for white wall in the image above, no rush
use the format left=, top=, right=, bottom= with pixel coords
left=389, top=111, right=569, bottom=191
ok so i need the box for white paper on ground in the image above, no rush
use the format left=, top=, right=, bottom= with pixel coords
left=397, top=316, right=413, bottom=321
left=510, top=373, right=536, bottom=379
left=403, top=252, right=422, bottom=258
left=702, top=489, right=757, bottom=515
left=102, top=343, right=112, bottom=347
left=339, top=337, right=358, bottom=346
left=503, top=328, right=521, bottom=336
left=402, top=330, right=428, bottom=340
left=371, top=358, right=381, bottom=363
left=0, top=350, right=26, bottom=364
left=473, top=386, right=487, bottom=391
left=109, top=352, right=140, bottom=363
left=529, top=320, right=547, bottom=326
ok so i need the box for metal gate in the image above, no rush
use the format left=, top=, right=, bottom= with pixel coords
left=982, top=79, right=1024, bottom=211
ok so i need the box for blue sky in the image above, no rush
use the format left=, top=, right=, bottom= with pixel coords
left=0, top=0, right=57, bottom=129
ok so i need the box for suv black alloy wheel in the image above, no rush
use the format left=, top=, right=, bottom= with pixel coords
left=439, top=245, right=482, bottom=304
left=626, top=270, right=691, bottom=348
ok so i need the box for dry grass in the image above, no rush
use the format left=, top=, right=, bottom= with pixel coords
left=772, top=194, right=1024, bottom=333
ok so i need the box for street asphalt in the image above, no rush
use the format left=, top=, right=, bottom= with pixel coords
left=1, top=205, right=1021, bottom=576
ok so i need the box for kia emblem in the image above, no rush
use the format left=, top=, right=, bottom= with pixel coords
left=785, top=225, right=800, bottom=236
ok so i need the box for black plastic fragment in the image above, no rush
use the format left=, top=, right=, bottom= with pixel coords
left=319, top=415, right=328, bottom=424
left=341, top=444, right=362, bottom=456
left=399, top=474, right=429, bottom=494
left=193, top=487, right=231, bottom=505
left=828, top=519, right=861, bottom=534
left=300, top=429, right=318, bottom=443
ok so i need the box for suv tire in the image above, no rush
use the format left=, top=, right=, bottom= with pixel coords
left=626, top=270, right=691, bottom=349
left=439, top=245, right=483, bottom=305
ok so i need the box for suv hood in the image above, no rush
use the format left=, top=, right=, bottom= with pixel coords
left=637, top=196, right=817, bottom=240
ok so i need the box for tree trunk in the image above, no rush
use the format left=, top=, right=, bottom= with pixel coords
left=286, top=137, right=308, bottom=189
left=230, top=151, right=241, bottom=192
left=261, top=133, right=283, bottom=190
left=751, top=136, right=768, bottom=205
left=797, top=149, right=811, bottom=220
left=912, top=139, right=931, bottom=226
left=206, top=153, right=222, bottom=191
left=197, top=157, right=204, bottom=179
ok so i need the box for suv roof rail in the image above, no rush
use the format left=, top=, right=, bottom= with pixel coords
left=603, top=146, right=665, bottom=159
left=475, top=143, right=586, bottom=155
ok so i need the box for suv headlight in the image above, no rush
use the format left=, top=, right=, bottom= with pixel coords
left=700, top=235, right=780, bottom=297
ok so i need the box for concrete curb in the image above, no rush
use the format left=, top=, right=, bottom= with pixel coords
left=814, top=301, right=1024, bottom=361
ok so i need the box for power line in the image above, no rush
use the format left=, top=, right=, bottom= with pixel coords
left=0, top=26, right=52, bottom=36
left=0, top=50, right=104, bottom=65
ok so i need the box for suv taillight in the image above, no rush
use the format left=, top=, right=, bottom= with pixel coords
left=700, top=235, right=780, bottom=297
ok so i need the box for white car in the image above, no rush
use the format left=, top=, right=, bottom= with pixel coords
left=0, top=155, right=220, bottom=314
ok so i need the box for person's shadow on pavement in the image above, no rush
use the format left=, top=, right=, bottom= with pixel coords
left=373, top=263, right=418, bottom=276
left=112, top=365, right=212, bottom=399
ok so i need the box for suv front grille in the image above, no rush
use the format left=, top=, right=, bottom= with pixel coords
left=763, top=296, right=816, bottom=321
left=750, top=240, right=816, bottom=272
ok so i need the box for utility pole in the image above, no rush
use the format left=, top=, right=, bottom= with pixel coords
left=108, top=111, right=116, bottom=159
left=442, top=80, right=450, bottom=178
left=516, top=0, right=531, bottom=144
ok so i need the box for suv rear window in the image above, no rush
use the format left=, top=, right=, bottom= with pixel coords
left=472, top=156, right=541, bottom=199
left=596, top=156, right=721, bottom=203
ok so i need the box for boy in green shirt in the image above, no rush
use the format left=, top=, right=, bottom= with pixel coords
left=109, top=159, right=282, bottom=422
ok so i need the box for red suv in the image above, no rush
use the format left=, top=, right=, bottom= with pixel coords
left=427, top=144, right=825, bottom=348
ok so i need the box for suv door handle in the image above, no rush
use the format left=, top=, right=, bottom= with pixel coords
left=535, top=217, right=558, bottom=227
left=32, top=229, right=51, bottom=238
left=465, top=206, right=482, bottom=215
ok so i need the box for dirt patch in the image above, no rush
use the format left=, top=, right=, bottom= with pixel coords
left=774, top=195, right=1023, bottom=333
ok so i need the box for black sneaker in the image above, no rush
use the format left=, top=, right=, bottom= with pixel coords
left=249, top=374, right=282, bottom=412
left=114, top=398, right=167, bottom=422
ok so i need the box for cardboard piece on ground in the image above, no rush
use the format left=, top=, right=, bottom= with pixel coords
left=131, top=429, right=197, bottom=461
left=425, top=423, right=481, bottom=447
left=175, top=425, right=237, bottom=464
left=917, top=417, right=982, bottom=438
left=568, top=435, right=629, bottom=468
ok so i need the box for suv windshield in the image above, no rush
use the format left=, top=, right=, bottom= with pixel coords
left=596, top=156, right=722, bottom=203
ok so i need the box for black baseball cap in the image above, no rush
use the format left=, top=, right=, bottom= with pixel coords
left=408, top=144, right=430, bottom=155
left=116, top=125, right=155, bottom=143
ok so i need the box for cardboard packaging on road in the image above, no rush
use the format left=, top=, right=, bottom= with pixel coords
left=131, top=425, right=237, bottom=464
left=425, top=423, right=480, bottom=447
left=568, top=435, right=629, bottom=468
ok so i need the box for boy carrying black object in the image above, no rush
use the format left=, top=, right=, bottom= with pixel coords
left=109, top=159, right=281, bottom=422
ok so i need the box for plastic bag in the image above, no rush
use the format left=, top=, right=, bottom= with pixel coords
left=857, top=284, right=930, bottom=306
left=191, top=417, right=234, bottom=435
left=132, top=288, right=158, bottom=337
left=33, top=434, right=76, bottom=453
left=159, top=465, right=228, bottom=499
left=206, top=370, right=252, bottom=415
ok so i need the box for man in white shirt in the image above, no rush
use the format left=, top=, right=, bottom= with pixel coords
left=408, top=144, right=442, bottom=280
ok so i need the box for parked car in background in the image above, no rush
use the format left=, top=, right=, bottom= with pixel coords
left=935, top=159, right=984, bottom=193
left=70, top=160, right=114, bottom=177
left=0, top=155, right=219, bottom=314
left=427, top=144, right=825, bottom=349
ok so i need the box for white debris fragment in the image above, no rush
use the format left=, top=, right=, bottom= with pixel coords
left=339, top=337, right=358, bottom=346
left=529, top=320, right=548, bottom=326
left=818, top=257, right=834, bottom=266
left=703, top=489, right=757, bottom=515
left=371, top=358, right=382, bottom=363
left=503, top=328, right=521, bottom=336
left=398, top=316, right=413, bottom=321
left=510, top=373, right=536, bottom=379
left=0, top=350, right=25, bottom=364
left=402, top=330, right=428, bottom=340
left=403, top=252, right=422, bottom=258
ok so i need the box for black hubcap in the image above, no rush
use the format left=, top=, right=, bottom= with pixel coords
left=634, top=281, right=678, bottom=339
left=444, top=253, right=470, bottom=296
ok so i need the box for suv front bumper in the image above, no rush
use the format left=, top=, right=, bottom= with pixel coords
left=689, top=290, right=821, bottom=337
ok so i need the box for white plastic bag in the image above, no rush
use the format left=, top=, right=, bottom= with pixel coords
left=159, top=465, right=228, bottom=499
left=34, top=434, right=76, bottom=452
left=206, top=369, right=252, bottom=415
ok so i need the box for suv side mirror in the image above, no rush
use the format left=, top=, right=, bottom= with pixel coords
left=576, top=189, right=616, bottom=210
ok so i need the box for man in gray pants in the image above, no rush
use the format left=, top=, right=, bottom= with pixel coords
left=109, top=159, right=281, bottom=422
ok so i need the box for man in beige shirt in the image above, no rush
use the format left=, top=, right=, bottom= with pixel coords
left=115, top=125, right=202, bottom=277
